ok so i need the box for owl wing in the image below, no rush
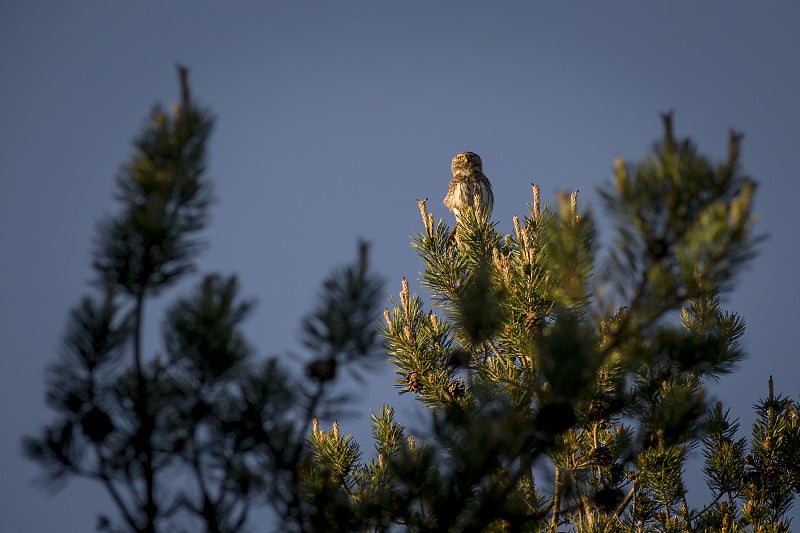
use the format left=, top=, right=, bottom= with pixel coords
left=481, top=174, right=494, bottom=212
left=443, top=177, right=470, bottom=210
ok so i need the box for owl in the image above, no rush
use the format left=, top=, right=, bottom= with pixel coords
left=443, top=151, right=494, bottom=224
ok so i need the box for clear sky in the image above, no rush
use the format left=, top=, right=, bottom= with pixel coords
left=2, top=2, right=799, bottom=531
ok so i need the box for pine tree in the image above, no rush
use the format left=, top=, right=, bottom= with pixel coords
left=300, top=115, right=799, bottom=532
left=23, top=68, right=384, bottom=533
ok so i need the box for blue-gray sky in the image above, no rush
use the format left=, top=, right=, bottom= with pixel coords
left=2, top=3, right=799, bottom=531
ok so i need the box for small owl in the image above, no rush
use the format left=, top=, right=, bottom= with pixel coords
left=443, top=151, right=494, bottom=224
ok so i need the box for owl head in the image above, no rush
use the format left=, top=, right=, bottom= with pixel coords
left=451, top=151, right=483, bottom=176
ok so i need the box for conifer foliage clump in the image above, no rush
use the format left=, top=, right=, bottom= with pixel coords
left=306, top=115, right=799, bottom=531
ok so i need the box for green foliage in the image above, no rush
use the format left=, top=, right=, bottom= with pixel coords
left=94, top=66, right=213, bottom=297
left=26, top=72, right=799, bottom=533
left=327, top=112, right=786, bottom=532
left=303, top=240, right=384, bottom=382
left=24, top=68, right=384, bottom=533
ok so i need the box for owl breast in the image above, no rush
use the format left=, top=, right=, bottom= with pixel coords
left=443, top=176, right=493, bottom=217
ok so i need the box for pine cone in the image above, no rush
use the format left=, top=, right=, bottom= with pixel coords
left=307, top=358, right=337, bottom=382
left=590, top=445, right=613, bottom=466
left=448, top=380, right=465, bottom=400
left=80, top=406, right=114, bottom=443
left=406, top=371, right=422, bottom=393
left=446, top=349, right=471, bottom=368
left=525, top=309, right=539, bottom=334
